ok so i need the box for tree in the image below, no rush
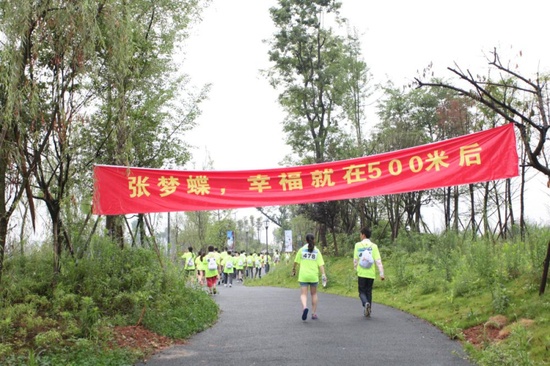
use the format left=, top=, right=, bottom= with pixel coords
left=416, top=49, right=547, bottom=237
left=0, top=0, right=209, bottom=282
left=0, top=1, right=106, bottom=279
left=266, top=0, right=370, bottom=249
left=86, top=0, right=208, bottom=247
left=372, top=83, right=444, bottom=238
left=267, top=0, right=364, bottom=164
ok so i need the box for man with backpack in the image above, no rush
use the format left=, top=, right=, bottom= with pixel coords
left=181, top=246, right=196, bottom=278
left=204, top=245, right=220, bottom=295
left=353, top=227, right=385, bottom=318
left=221, top=251, right=236, bottom=287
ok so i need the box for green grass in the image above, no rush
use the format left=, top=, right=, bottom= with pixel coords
left=0, top=241, right=219, bottom=365
left=251, top=254, right=550, bottom=366
left=1, top=233, right=548, bottom=365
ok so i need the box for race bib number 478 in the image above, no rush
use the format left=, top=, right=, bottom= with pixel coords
left=301, top=252, right=317, bottom=260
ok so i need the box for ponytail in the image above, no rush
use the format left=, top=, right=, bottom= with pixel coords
left=305, top=233, right=315, bottom=253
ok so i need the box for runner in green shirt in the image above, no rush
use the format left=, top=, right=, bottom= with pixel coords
left=181, top=246, right=196, bottom=277
left=254, top=253, right=262, bottom=279
left=246, top=253, right=254, bottom=279
left=195, top=250, right=206, bottom=287
left=235, top=251, right=245, bottom=283
left=353, top=227, right=385, bottom=318
left=203, top=246, right=220, bottom=294
left=292, top=234, right=326, bottom=321
left=221, top=251, right=236, bottom=287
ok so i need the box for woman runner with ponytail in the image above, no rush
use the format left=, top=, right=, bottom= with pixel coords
left=292, top=233, right=326, bottom=321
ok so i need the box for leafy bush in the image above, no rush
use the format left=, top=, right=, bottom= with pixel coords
left=0, top=344, right=13, bottom=360
left=491, top=283, right=511, bottom=313
left=417, top=275, right=443, bottom=295
left=0, top=238, right=218, bottom=365
left=391, top=250, right=415, bottom=287
left=500, top=241, right=525, bottom=279
left=53, top=289, right=80, bottom=312
left=1, top=249, right=55, bottom=302
left=34, top=329, right=63, bottom=349
left=451, top=262, right=483, bottom=297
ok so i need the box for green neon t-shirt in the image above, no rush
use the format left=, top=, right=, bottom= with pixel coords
left=353, top=239, right=381, bottom=279
left=235, top=255, right=244, bottom=269
left=181, top=252, right=195, bottom=270
left=203, top=253, right=219, bottom=278
left=294, top=244, right=324, bottom=283
left=222, top=256, right=235, bottom=273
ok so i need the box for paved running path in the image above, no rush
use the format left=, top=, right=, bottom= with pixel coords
left=136, top=283, right=473, bottom=366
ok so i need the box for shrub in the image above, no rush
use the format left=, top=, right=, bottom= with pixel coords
left=418, top=275, right=443, bottom=295
left=0, top=344, right=13, bottom=359
left=77, top=297, right=100, bottom=339
left=466, top=239, right=498, bottom=284
left=491, top=283, right=511, bottom=313
left=53, top=289, right=80, bottom=312
left=34, top=329, right=63, bottom=349
left=391, top=250, right=415, bottom=287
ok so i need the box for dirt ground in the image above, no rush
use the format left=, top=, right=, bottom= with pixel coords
left=111, top=325, right=186, bottom=359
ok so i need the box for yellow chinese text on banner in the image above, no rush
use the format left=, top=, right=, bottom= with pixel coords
left=92, top=124, right=519, bottom=215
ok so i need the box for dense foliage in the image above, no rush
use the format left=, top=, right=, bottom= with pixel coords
left=0, top=238, right=218, bottom=365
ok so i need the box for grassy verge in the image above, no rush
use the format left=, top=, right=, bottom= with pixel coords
left=1, top=232, right=548, bottom=365
left=249, top=253, right=550, bottom=366
left=0, top=240, right=219, bottom=365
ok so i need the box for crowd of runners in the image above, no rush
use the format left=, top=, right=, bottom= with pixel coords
left=180, top=245, right=285, bottom=294
left=180, top=227, right=385, bottom=322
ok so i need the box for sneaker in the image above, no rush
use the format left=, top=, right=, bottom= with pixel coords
left=311, top=314, right=318, bottom=320
left=229, top=284, right=232, bottom=288
left=364, top=303, right=371, bottom=318
left=213, top=288, right=217, bottom=295
left=224, top=284, right=227, bottom=287
left=302, top=308, right=309, bottom=321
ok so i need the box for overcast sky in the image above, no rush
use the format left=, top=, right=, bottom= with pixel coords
left=180, top=0, right=550, bottom=229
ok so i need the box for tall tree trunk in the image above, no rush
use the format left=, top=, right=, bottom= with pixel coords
left=385, top=195, right=401, bottom=241
left=493, top=182, right=504, bottom=239
left=482, top=182, right=490, bottom=238
left=331, top=228, right=339, bottom=256
left=413, top=196, right=422, bottom=232
left=0, top=156, right=7, bottom=284
left=319, top=223, right=328, bottom=250
left=453, top=186, right=459, bottom=232
left=520, top=161, right=526, bottom=240
left=123, top=216, right=137, bottom=248
left=137, top=214, right=147, bottom=247
left=48, top=202, right=62, bottom=282
left=506, top=178, right=514, bottom=238
left=445, top=187, right=451, bottom=231
left=469, top=184, right=477, bottom=240
left=106, top=215, right=125, bottom=248
left=0, top=214, right=7, bottom=285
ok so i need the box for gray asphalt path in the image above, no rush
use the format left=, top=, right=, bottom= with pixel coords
left=136, top=283, right=473, bottom=366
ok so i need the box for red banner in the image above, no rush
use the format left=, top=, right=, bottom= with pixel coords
left=92, top=124, right=518, bottom=215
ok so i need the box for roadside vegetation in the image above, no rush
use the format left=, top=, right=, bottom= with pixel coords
left=0, top=238, right=218, bottom=365
left=249, top=227, right=550, bottom=366
left=1, top=225, right=549, bottom=365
